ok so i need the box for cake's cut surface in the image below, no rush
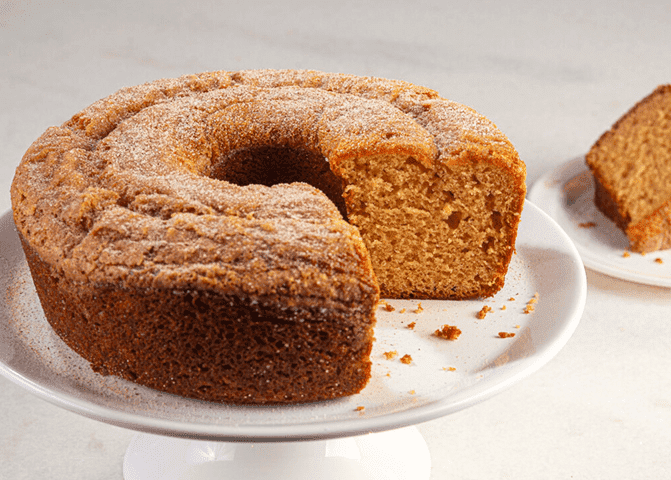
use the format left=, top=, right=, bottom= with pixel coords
left=586, top=85, right=671, bottom=253
left=11, top=69, right=526, bottom=404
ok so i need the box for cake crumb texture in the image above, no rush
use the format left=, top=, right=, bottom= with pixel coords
left=383, top=350, right=399, bottom=360
left=434, top=324, right=462, bottom=340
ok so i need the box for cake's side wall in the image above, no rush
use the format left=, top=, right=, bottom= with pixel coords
left=19, top=234, right=375, bottom=405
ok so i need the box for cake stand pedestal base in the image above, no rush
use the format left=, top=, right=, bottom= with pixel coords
left=123, top=426, right=431, bottom=480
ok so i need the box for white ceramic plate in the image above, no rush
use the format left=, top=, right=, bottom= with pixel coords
left=529, top=157, right=671, bottom=287
left=0, top=202, right=585, bottom=442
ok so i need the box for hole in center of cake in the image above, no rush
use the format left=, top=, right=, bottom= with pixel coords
left=211, top=146, right=348, bottom=220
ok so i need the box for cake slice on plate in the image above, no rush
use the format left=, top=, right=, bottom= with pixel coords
left=586, top=85, right=671, bottom=253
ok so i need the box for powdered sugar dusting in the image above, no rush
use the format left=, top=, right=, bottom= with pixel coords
left=230, top=69, right=508, bottom=155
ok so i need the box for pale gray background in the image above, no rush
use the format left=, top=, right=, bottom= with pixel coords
left=2, top=0, right=670, bottom=478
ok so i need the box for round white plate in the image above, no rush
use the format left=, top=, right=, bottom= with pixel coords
left=529, top=157, right=671, bottom=287
left=0, top=201, right=585, bottom=442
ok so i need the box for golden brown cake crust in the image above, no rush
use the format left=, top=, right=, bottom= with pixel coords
left=21, top=234, right=374, bottom=404
left=11, top=69, right=526, bottom=403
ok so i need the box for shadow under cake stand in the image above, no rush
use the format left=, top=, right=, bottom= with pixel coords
left=0, top=202, right=586, bottom=479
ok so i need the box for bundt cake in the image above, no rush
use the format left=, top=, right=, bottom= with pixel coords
left=586, top=85, right=671, bottom=253
left=11, top=69, right=526, bottom=404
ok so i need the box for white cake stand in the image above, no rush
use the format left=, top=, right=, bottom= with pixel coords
left=0, top=201, right=586, bottom=480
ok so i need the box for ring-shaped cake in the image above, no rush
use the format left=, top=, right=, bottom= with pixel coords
left=11, top=70, right=526, bottom=404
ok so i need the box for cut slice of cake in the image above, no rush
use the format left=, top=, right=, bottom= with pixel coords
left=586, top=85, right=671, bottom=253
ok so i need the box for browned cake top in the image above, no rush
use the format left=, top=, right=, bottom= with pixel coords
left=11, top=69, right=524, bottom=303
